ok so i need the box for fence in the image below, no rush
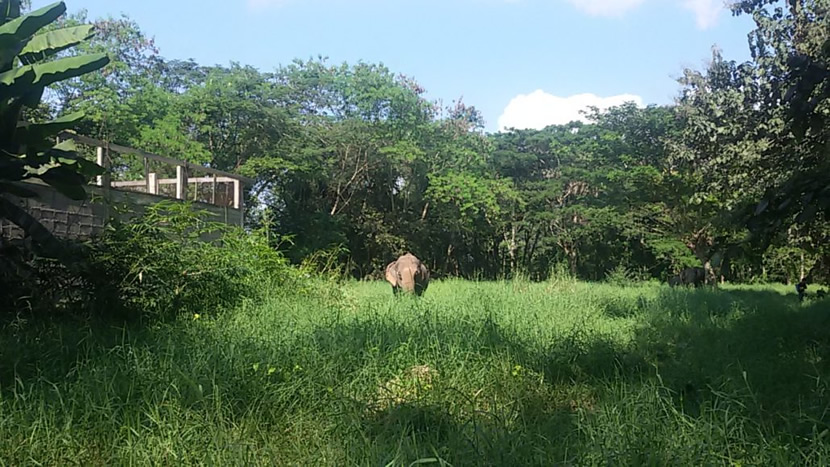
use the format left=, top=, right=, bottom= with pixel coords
left=0, top=132, right=253, bottom=242
left=57, top=131, right=254, bottom=214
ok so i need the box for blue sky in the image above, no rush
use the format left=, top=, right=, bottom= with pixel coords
left=35, top=0, right=757, bottom=132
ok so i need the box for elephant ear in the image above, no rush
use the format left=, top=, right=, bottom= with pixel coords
left=385, top=262, right=398, bottom=286
left=417, top=263, right=429, bottom=293
left=418, top=263, right=429, bottom=281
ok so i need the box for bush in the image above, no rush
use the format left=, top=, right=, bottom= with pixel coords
left=605, top=264, right=636, bottom=286
left=1, top=201, right=306, bottom=321
left=0, top=237, right=91, bottom=315
left=605, top=264, right=651, bottom=287
left=85, top=201, right=305, bottom=320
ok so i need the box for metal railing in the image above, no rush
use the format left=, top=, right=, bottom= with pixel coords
left=57, top=131, right=254, bottom=211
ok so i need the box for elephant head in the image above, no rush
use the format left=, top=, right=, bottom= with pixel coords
left=385, top=253, right=429, bottom=296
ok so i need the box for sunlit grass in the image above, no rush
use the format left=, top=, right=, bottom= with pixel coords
left=1, top=279, right=829, bottom=465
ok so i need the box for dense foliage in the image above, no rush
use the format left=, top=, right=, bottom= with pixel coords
left=0, top=200, right=309, bottom=320
left=0, top=0, right=108, bottom=257
left=30, top=0, right=830, bottom=286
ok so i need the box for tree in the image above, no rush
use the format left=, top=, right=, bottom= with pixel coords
left=740, top=0, right=830, bottom=239
left=47, top=9, right=159, bottom=142
left=671, top=0, right=830, bottom=281
left=0, top=0, right=109, bottom=257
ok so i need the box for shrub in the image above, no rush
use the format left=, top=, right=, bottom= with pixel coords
left=1, top=201, right=306, bottom=321
left=83, top=201, right=303, bottom=320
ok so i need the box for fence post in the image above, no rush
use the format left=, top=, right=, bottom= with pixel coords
left=233, top=179, right=242, bottom=210
left=211, top=174, right=217, bottom=205
left=96, top=146, right=110, bottom=187
left=143, top=157, right=149, bottom=186
left=176, top=165, right=187, bottom=200
left=148, top=172, right=158, bottom=195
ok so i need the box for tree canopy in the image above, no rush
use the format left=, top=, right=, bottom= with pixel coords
left=37, top=0, right=830, bottom=285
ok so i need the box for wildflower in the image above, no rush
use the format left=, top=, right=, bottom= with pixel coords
left=268, top=367, right=276, bottom=375
left=193, top=313, right=201, bottom=320
left=512, top=364, right=523, bottom=377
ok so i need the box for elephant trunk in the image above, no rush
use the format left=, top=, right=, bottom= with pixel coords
left=398, top=266, right=417, bottom=293
left=386, top=253, right=429, bottom=297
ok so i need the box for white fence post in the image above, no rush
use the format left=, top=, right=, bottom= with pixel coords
left=211, top=174, right=217, bottom=205
left=176, top=165, right=187, bottom=200
left=233, top=179, right=242, bottom=210
left=148, top=172, right=158, bottom=195
left=96, top=146, right=110, bottom=187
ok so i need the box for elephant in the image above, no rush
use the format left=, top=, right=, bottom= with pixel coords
left=385, top=253, right=429, bottom=296
left=668, top=266, right=706, bottom=288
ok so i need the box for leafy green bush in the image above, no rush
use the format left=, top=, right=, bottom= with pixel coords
left=605, top=263, right=653, bottom=287
left=83, top=201, right=302, bottom=320
left=0, top=237, right=90, bottom=314
left=1, top=200, right=308, bottom=320
left=605, top=264, right=636, bottom=286
left=299, top=244, right=351, bottom=280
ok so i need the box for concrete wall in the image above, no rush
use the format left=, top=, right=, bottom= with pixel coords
left=0, top=180, right=243, bottom=241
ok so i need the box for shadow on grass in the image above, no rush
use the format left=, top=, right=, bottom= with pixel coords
left=1, top=285, right=829, bottom=464
left=0, top=308, right=589, bottom=464
left=634, top=287, right=830, bottom=438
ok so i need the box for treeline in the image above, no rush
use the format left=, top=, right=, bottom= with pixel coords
left=41, top=0, right=830, bottom=284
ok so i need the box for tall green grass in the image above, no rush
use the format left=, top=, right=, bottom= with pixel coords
left=1, top=279, right=829, bottom=465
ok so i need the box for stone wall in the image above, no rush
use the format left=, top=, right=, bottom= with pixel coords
left=0, top=180, right=243, bottom=241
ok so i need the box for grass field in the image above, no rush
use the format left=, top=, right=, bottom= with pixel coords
left=2, top=279, right=829, bottom=465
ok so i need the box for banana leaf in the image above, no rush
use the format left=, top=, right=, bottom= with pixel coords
left=16, top=111, right=83, bottom=149
left=19, top=24, right=94, bottom=64
left=0, top=2, right=65, bottom=41
left=37, top=165, right=87, bottom=200
left=0, top=2, right=65, bottom=69
left=0, top=180, right=36, bottom=197
left=0, top=1, right=22, bottom=24
left=32, top=52, right=109, bottom=88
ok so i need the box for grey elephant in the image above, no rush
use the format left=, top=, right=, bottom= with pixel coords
left=385, top=253, right=430, bottom=296
left=668, top=266, right=706, bottom=288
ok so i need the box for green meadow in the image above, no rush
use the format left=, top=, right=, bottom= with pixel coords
left=2, top=279, right=828, bottom=465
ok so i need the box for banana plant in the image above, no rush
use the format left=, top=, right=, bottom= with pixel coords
left=0, top=0, right=109, bottom=257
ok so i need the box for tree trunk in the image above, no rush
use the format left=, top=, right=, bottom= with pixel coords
left=421, top=201, right=429, bottom=220
left=703, top=259, right=716, bottom=286
left=689, top=234, right=718, bottom=287
left=508, top=224, right=517, bottom=273
left=568, top=248, right=578, bottom=276
left=445, top=244, right=454, bottom=277
left=330, top=194, right=340, bottom=216
left=800, top=251, right=805, bottom=281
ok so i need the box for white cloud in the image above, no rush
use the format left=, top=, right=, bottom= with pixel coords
left=497, top=90, right=644, bottom=131
left=564, top=0, right=647, bottom=16
left=681, top=0, right=724, bottom=29
left=561, top=0, right=725, bottom=29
